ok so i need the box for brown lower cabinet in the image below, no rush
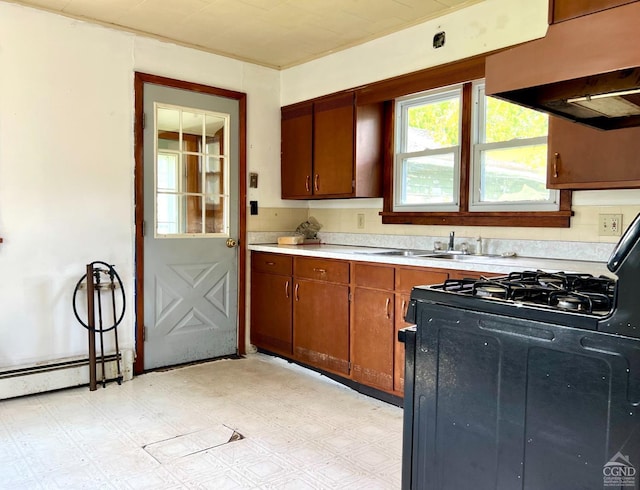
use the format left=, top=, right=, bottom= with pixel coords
left=292, top=256, right=350, bottom=375
left=250, top=252, right=293, bottom=356
left=293, top=278, right=350, bottom=375
left=250, top=251, right=494, bottom=398
left=393, top=267, right=450, bottom=395
left=352, top=263, right=395, bottom=392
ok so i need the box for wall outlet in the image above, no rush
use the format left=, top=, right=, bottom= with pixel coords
left=357, top=213, right=365, bottom=229
left=599, top=213, right=623, bottom=236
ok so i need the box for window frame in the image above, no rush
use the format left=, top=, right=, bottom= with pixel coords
left=153, top=102, right=231, bottom=238
left=394, top=85, right=463, bottom=212
left=469, top=81, right=559, bottom=212
left=374, top=53, right=572, bottom=228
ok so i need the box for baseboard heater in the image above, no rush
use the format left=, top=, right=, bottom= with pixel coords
left=0, top=350, right=133, bottom=400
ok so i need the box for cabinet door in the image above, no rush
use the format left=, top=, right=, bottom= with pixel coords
left=396, top=267, right=449, bottom=294
left=250, top=271, right=292, bottom=356
left=394, top=293, right=414, bottom=395
left=550, top=0, right=637, bottom=23
left=547, top=116, right=640, bottom=189
left=281, top=102, right=313, bottom=198
left=313, top=93, right=355, bottom=197
left=352, top=288, right=394, bottom=392
left=293, top=279, right=350, bottom=374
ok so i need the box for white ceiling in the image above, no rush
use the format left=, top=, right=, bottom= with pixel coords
left=12, top=0, right=481, bottom=69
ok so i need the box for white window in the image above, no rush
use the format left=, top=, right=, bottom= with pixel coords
left=394, top=85, right=462, bottom=212
left=393, top=81, right=557, bottom=214
left=470, top=82, right=557, bottom=211
left=155, top=104, right=230, bottom=237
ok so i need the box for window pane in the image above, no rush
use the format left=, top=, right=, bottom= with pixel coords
left=157, top=107, right=180, bottom=151
left=155, top=103, right=230, bottom=237
left=157, top=153, right=178, bottom=192
left=157, top=107, right=179, bottom=133
left=157, top=193, right=179, bottom=234
left=478, top=144, right=550, bottom=202
left=182, top=111, right=204, bottom=151
left=185, top=195, right=203, bottom=234
left=205, top=195, right=226, bottom=233
left=403, top=154, right=455, bottom=205
left=483, top=96, right=548, bottom=143
left=205, top=114, right=225, bottom=155
left=406, top=95, right=459, bottom=151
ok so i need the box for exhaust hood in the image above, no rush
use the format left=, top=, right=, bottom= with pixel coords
left=485, top=2, right=640, bottom=130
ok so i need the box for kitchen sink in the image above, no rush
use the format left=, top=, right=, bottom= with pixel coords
left=372, top=249, right=437, bottom=257
left=428, top=253, right=502, bottom=261
left=369, top=249, right=507, bottom=260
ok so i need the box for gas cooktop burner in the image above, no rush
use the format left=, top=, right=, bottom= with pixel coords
left=474, top=285, right=507, bottom=298
left=437, top=270, right=616, bottom=316
left=553, top=295, right=585, bottom=311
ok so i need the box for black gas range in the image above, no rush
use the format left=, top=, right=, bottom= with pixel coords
left=422, top=270, right=616, bottom=331
left=400, top=215, right=640, bottom=490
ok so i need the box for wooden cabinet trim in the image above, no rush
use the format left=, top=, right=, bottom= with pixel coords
left=396, top=266, right=450, bottom=293
left=294, top=256, right=350, bottom=283
left=550, top=0, right=638, bottom=23
left=353, top=262, right=395, bottom=290
left=251, top=252, right=292, bottom=275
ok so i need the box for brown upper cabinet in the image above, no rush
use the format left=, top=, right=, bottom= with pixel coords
left=549, top=0, right=638, bottom=23
left=547, top=116, right=640, bottom=189
left=281, top=92, right=384, bottom=199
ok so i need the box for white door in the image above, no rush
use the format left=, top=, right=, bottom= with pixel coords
left=143, top=83, right=239, bottom=370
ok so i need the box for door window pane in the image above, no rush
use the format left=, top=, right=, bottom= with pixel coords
left=154, top=104, right=230, bottom=237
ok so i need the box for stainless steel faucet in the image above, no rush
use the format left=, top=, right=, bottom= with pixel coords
left=448, top=231, right=455, bottom=251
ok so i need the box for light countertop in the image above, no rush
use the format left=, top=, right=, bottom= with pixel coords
left=248, top=243, right=615, bottom=278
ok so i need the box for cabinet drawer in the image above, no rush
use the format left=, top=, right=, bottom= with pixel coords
left=251, top=252, right=292, bottom=275
left=294, top=257, right=349, bottom=283
left=396, top=267, right=448, bottom=293
left=354, top=263, right=394, bottom=290
left=450, top=270, right=500, bottom=280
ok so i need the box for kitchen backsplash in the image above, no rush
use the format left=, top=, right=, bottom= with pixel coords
left=248, top=231, right=615, bottom=263
left=247, top=204, right=640, bottom=263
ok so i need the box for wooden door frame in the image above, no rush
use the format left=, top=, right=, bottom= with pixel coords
left=133, top=72, right=247, bottom=374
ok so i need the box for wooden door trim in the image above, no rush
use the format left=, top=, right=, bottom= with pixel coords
left=133, top=72, right=248, bottom=374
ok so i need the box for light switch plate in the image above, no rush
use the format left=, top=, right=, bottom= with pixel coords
left=599, top=213, right=623, bottom=236
left=357, top=213, right=365, bottom=229
left=249, top=173, right=258, bottom=188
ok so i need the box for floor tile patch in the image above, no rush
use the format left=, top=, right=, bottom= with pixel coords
left=143, top=425, right=244, bottom=463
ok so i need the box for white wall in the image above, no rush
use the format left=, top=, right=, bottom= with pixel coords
left=0, top=2, right=281, bottom=376
left=281, top=0, right=549, bottom=105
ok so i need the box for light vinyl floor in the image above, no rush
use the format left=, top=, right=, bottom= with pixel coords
left=0, top=354, right=403, bottom=489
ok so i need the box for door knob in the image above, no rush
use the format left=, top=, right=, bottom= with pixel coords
left=226, top=238, right=237, bottom=248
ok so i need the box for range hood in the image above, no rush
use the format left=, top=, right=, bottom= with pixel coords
left=485, top=2, right=640, bottom=130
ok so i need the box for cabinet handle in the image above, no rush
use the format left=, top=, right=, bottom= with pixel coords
left=313, top=268, right=327, bottom=274
left=553, top=152, right=559, bottom=178
left=305, top=175, right=311, bottom=192
left=385, top=297, right=391, bottom=319
left=294, top=283, right=299, bottom=302
left=314, top=174, right=320, bottom=192
left=265, top=261, right=275, bottom=266
left=402, top=299, right=408, bottom=318
left=285, top=280, right=290, bottom=298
